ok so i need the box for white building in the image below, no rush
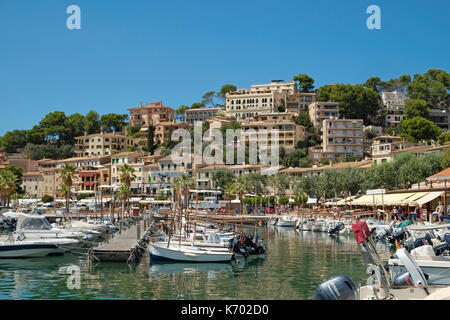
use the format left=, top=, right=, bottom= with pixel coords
left=224, top=81, right=296, bottom=120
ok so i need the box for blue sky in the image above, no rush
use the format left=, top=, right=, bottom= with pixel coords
left=0, top=0, right=449, bottom=135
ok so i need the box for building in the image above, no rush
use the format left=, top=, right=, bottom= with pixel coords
left=22, top=172, right=44, bottom=198
left=430, top=108, right=450, bottom=131
left=75, top=132, right=136, bottom=157
left=154, top=121, right=191, bottom=145
left=110, top=151, right=144, bottom=186
left=309, top=119, right=363, bottom=160
left=286, top=92, right=317, bottom=113
left=241, top=118, right=306, bottom=150
left=370, top=136, right=414, bottom=164
left=182, top=107, right=222, bottom=124
left=363, top=125, right=383, bottom=137
left=224, top=81, right=296, bottom=120
left=308, top=102, right=340, bottom=128
left=128, top=101, right=175, bottom=127
left=148, top=156, right=193, bottom=196
left=381, top=91, right=406, bottom=128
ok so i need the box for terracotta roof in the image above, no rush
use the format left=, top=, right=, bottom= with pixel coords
left=427, top=168, right=450, bottom=181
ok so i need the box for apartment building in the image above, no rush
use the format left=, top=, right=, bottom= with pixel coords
left=308, top=102, right=340, bottom=128
left=286, top=92, right=317, bottom=113
left=148, top=156, right=193, bottom=196
left=309, top=119, right=363, bottom=160
left=22, top=172, right=44, bottom=198
left=224, top=81, right=296, bottom=120
left=370, top=136, right=414, bottom=164
left=128, top=101, right=175, bottom=127
left=110, top=151, right=144, bottom=185
left=75, top=132, right=136, bottom=157
left=430, top=108, right=450, bottom=131
left=241, top=118, right=306, bottom=150
left=381, top=91, right=406, bottom=127
left=154, top=121, right=191, bottom=145
left=182, top=107, right=222, bottom=124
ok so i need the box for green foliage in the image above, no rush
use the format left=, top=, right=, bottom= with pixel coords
left=176, top=105, right=189, bottom=114
left=126, top=125, right=142, bottom=138
left=407, top=69, right=449, bottom=108
left=201, top=91, right=219, bottom=107
left=212, top=170, right=236, bottom=190
left=293, top=74, right=315, bottom=92
left=438, top=132, right=450, bottom=145
left=147, top=125, right=157, bottom=155
left=404, top=99, right=430, bottom=120
left=281, top=148, right=309, bottom=167
left=84, top=110, right=101, bottom=134
left=24, top=143, right=74, bottom=160
left=277, top=196, right=289, bottom=206
left=76, top=194, right=90, bottom=201
left=363, top=128, right=379, bottom=140
left=441, top=149, right=450, bottom=169
left=191, top=102, right=204, bottom=109
left=400, top=116, right=442, bottom=143
left=293, top=112, right=314, bottom=132
left=100, top=113, right=128, bottom=132
left=317, top=83, right=381, bottom=124
left=218, top=84, right=237, bottom=99
left=0, top=130, right=28, bottom=153
left=41, top=195, right=54, bottom=203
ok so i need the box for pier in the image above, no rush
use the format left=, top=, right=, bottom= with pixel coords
left=89, top=217, right=153, bottom=263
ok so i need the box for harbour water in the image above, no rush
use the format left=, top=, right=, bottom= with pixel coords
left=0, top=227, right=391, bottom=300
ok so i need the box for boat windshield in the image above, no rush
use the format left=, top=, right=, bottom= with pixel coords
left=20, top=217, right=52, bottom=230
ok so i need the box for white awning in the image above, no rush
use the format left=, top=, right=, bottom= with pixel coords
left=415, top=191, right=444, bottom=207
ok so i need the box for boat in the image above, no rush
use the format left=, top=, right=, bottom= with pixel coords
left=149, top=242, right=233, bottom=262
left=313, top=221, right=445, bottom=300
left=0, top=237, right=79, bottom=258
left=11, top=213, right=87, bottom=240
left=300, top=218, right=314, bottom=231
left=276, top=216, right=295, bottom=227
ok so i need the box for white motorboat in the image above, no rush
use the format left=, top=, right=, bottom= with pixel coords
left=276, top=216, right=295, bottom=227
left=149, top=242, right=233, bottom=262
left=301, top=219, right=314, bottom=231
left=0, top=237, right=79, bottom=258
left=12, top=213, right=87, bottom=240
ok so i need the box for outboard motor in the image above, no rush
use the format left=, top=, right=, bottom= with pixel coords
left=312, top=275, right=357, bottom=300
left=404, top=233, right=433, bottom=252
left=387, top=228, right=406, bottom=244
left=328, top=222, right=345, bottom=235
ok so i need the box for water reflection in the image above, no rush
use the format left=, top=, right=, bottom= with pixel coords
left=0, top=226, right=392, bottom=299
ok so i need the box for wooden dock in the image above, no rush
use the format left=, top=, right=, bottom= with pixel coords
left=90, top=222, right=149, bottom=263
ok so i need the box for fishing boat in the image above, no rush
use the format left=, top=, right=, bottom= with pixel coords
left=149, top=242, right=233, bottom=262
left=0, top=237, right=79, bottom=258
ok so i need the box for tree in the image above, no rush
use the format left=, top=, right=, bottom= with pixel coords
left=176, top=105, right=189, bottom=114
left=24, top=143, right=74, bottom=160
left=84, top=110, right=101, bottom=134
left=438, top=132, right=450, bottom=145
left=212, top=170, right=235, bottom=191
left=39, top=111, right=68, bottom=144
left=118, top=163, right=137, bottom=216
left=317, top=84, right=381, bottom=124
left=364, top=77, right=388, bottom=93
left=363, top=128, right=379, bottom=140
left=0, top=169, right=20, bottom=206
left=404, top=99, right=430, bottom=120
left=0, top=130, right=28, bottom=153
left=201, top=91, right=219, bottom=108
left=147, top=125, right=156, bottom=155
left=41, top=194, right=54, bottom=203
left=191, top=102, right=204, bottom=109
left=100, top=113, right=129, bottom=132
left=126, top=125, right=142, bottom=138
left=400, top=116, right=442, bottom=143
left=293, top=74, right=315, bottom=92
left=218, top=84, right=237, bottom=99
left=64, top=113, right=85, bottom=143
left=407, top=69, right=449, bottom=108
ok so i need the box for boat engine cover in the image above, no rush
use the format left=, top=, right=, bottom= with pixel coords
left=312, top=275, right=357, bottom=300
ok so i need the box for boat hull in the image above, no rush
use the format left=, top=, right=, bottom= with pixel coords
left=149, top=243, right=233, bottom=262
left=0, top=243, right=62, bottom=258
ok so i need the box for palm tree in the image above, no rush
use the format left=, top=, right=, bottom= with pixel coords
left=178, top=174, right=194, bottom=211
left=233, top=177, right=249, bottom=214
left=0, top=170, right=19, bottom=207
left=172, top=177, right=182, bottom=209
left=223, top=183, right=236, bottom=214
left=58, top=182, right=71, bottom=212
left=119, top=163, right=137, bottom=216
left=60, top=164, right=77, bottom=213
left=116, top=184, right=131, bottom=221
